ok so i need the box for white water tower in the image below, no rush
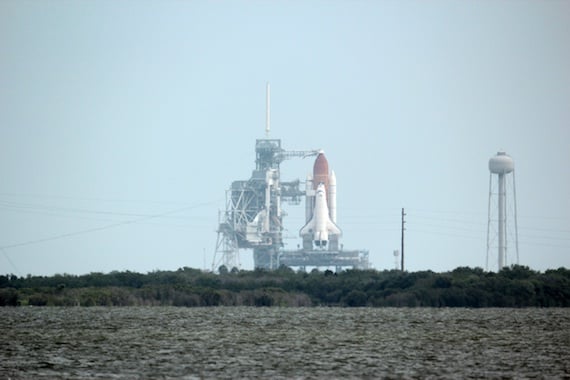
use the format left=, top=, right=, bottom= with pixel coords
left=486, top=151, right=519, bottom=271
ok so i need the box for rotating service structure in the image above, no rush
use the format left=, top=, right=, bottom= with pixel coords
left=213, top=138, right=318, bottom=270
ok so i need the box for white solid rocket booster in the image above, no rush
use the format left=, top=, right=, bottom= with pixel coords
left=329, top=170, right=337, bottom=223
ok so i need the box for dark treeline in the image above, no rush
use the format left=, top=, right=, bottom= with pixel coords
left=1, top=265, right=569, bottom=307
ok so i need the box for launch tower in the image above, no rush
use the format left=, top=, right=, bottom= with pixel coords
left=213, top=84, right=369, bottom=272
left=213, top=138, right=317, bottom=270
left=213, top=84, right=318, bottom=270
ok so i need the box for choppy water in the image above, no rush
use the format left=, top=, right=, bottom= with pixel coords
left=1, top=307, right=569, bottom=379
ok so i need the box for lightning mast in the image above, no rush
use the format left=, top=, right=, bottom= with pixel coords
left=266, top=82, right=270, bottom=137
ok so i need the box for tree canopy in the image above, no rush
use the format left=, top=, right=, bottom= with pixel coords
left=1, top=265, right=569, bottom=307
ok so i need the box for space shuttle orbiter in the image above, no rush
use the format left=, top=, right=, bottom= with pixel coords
left=300, top=151, right=342, bottom=250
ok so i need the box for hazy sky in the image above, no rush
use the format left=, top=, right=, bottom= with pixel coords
left=1, top=1, right=569, bottom=276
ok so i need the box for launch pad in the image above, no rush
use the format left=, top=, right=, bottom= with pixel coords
left=280, top=249, right=369, bottom=272
left=212, top=84, right=370, bottom=272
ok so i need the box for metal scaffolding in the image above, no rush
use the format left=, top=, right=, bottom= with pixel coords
left=212, top=139, right=318, bottom=271
left=212, top=85, right=369, bottom=272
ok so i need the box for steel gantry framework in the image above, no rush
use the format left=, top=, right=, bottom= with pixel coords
left=212, top=84, right=369, bottom=272
left=213, top=138, right=370, bottom=272
left=213, top=139, right=318, bottom=271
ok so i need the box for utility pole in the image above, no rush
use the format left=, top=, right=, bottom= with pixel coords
left=401, top=208, right=406, bottom=271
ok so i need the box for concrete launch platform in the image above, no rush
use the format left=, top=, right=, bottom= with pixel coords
left=279, top=249, right=369, bottom=270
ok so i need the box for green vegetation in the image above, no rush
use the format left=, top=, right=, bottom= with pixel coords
left=1, top=265, right=569, bottom=307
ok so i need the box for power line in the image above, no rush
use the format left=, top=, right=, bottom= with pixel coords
left=0, top=192, right=197, bottom=206
left=0, top=198, right=220, bottom=220
left=0, top=201, right=217, bottom=251
left=1, top=248, right=21, bottom=276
